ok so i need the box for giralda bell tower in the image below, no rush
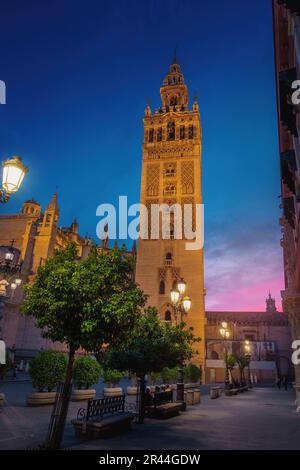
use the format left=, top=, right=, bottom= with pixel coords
left=136, top=55, right=206, bottom=370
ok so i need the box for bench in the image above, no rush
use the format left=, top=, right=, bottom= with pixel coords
left=71, top=395, right=134, bottom=439
left=210, top=386, right=221, bottom=399
left=146, top=390, right=181, bottom=419
left=225, top=388, right=239, bottom=396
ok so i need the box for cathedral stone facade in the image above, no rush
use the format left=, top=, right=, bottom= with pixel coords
left=135, top=57, right=206, bottom=370
left=0, top=195, right=90, bottom=356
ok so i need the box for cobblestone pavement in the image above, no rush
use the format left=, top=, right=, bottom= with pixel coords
left=0, top=384, right=299, bottom=450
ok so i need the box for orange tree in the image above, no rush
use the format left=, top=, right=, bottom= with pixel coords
left=21, top=243, right=146, bottom=449
left=106, top=307, right=200, bottom=423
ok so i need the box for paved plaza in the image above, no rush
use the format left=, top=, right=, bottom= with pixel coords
left=0, top=381, right=300, bottom=450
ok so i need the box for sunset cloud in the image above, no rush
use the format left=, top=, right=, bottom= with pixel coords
left=204, top=222, right=284, bottom=312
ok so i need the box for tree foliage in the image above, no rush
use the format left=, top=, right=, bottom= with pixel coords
left=103, top=369, right=125, bottom=386
left=106, top=307, right=200, bottom=379
left=184, top=363, right=202, bottom=383
left=22, top=244, right=147, bottom=352
left=29, top=350, right=67, bottom=392
left=73, top=356, right=102, bottom=389
left=21, top=243, right=147, bottom=448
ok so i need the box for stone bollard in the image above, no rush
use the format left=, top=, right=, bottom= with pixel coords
left=210, top=386, right=221, bottom=399
left=186, top=390, right=194, bottom=405
left=193, top=389, right=201, bottom=404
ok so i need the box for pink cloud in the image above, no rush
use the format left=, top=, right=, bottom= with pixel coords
left=204, top=223, right=284, bottom=312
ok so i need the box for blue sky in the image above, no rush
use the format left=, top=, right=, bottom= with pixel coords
left=0, top=0, right=283, bottom=310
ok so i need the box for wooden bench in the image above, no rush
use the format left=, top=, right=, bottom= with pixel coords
left=146, top=390, right=181, bottom=419
left=71, top=395, right=134, bottom=439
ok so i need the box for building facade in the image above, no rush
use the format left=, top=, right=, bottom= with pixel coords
left=135, top=57, right=206, bottom=369
left=0, top=195, right=102, bottom=359
left=205, top=294, right=292, bottom=384
left=273, top=0, right=300, bottom=408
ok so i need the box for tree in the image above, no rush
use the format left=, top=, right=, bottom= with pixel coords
left=30, top=350, right=67, bottom=392
left=236, top=355, right=250, bottom=386
left=73, top=356, right=102, bottom=389
left=226, top=354, right=237, bottom=385
left=106, top=307, right=200, bottom=423
left=21, top=243, right=146, bottom=448
left=183, top=363, right=202, bottom=383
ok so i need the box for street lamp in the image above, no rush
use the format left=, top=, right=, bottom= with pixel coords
left=244, top=340, right=252, bottom=388
left=0, top=156, right=28, bottom=203
left=170, top=277, right=192, bottom=402
left=219, top=321, right=230, bottom=390
left=0, top=243, right=23, bottom=338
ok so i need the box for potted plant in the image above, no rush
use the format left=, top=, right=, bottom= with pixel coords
left=103, top=369, right=124, bottom=397
left=72, top=356, right=102, bottom=401
left=182, top=364, right=202, bottom=405
left=27, top=350, right=67, bottom=406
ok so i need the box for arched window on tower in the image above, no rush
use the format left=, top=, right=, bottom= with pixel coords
left=180, top=126, right=185, bottom=140
left=170, top=95, right=178, bottom=106
left=188, top=125, right=194, bottom=139
left=165, top=310, right=172, bottom=322
left=157, top=127, right=162, bottom=142
left=159, top=280, right=165, bottom=295
left=149, top=128, right=154, bottom=142
left=167, top=121, right=175, bottom=141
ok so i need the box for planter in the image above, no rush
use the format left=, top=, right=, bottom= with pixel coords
left=126, top=386, right=138, bottom=395
left=103, top=387, right=123, bottom=397
left=0, top=393, right=5, bottom=405
left=27, top=391, right=57, bottom=406
left=72, top=388, right=96, bottom=401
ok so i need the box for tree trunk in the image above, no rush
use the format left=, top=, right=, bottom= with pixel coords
left=48, top=345, right=76, bottom=450
left=138, top=375, right=146, bottom=424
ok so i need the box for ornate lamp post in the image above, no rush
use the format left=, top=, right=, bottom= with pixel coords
left=219, top=321, right=230, bottom=390
left=244, top=340, right=252, bottom=388
left=170, top=277, right=192, bottom=402
left=0, top=243, right=23, bottom=338
left=0, top=156, right=28, bottom=203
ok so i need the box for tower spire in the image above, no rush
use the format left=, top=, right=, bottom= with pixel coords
left=266, top=292, right=277, bottom=313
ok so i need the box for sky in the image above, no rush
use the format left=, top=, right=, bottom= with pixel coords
left=0, top=0, right=283, bottom=311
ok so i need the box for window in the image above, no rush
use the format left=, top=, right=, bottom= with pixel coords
left=188, top=125, right=194, bottom=139
left=165, top=164, right=176, bottom=177
left=167, top=121, right=175, bottom=141
left=180, top=126, right=185, bottom=140
left=164, top=184, right=176, bottom=196
left=165, top=252, right=172, bottom=265
left=165, top=310, right=172, bottom=322
left=149, top=129, right=154, bottom=142
left=159, top=280, right=165, bottom=295
left=170, top=95, right=178, bottom=106
left=157, top=127, right=162, bottom=142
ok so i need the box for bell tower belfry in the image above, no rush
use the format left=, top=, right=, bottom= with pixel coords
left=135, top=56, right=206, bottom=371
